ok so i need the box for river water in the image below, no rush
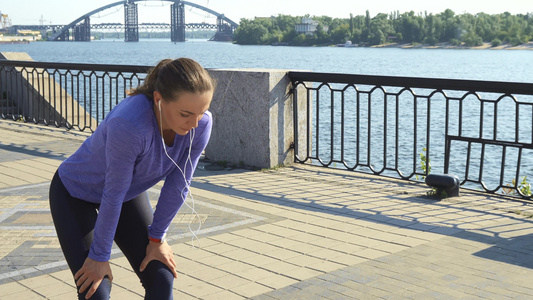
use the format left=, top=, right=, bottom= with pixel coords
left=1, top=39, right=532, bottom=83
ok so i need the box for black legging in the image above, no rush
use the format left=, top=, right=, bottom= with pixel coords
left=49, top=171, right=174, bottom=300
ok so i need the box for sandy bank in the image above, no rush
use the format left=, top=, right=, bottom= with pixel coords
left=369, top=41, right=533, bottom=50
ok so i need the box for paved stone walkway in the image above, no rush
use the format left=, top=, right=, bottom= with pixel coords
left=1, top=119, right=533, bottom=299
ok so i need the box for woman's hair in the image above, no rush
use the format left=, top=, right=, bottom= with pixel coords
left=129, top=58, right=216, bottom=101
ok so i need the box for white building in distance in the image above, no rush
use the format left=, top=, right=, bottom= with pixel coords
left=295, top=18, right=328, bottom=35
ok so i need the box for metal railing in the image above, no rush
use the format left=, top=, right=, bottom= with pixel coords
left=0, top=60, right=150, bottom=132
left=289, top=71, right=533, bottom=199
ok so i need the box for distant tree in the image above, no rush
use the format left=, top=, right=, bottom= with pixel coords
left=315, top=24, right=330, bottom=44
left=351, top=15, right=366, bottom=43
left=463, top=30, right=483, bottom=46
left=422, top=13, right=442, bottom=45
left=234, top=19, right=268, bottom=44
left=349, top=13, right=354, bottom=37
left=267, top=29, right=283, bottom=44
left=361, top=10, right=371, bottom=42
left=282, top=28, right=298, bottom=42
left=368, top=29, right=385, bottom=45
left=440, top=9, right=461, bottom=42
left=275, top=14, right=300, bottom=32
left=292, top=33, right=307, bottom=46
left=368, top=13, right=393, bottom=45
left=399, top=11, right=424, bottom=43
left=331, top=24, right=351, bottom=44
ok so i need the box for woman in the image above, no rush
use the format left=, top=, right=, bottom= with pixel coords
left=49, top=58, right=216, bottom=299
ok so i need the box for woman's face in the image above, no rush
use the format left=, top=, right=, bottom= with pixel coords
left=155, top=91, right=213, bottom=136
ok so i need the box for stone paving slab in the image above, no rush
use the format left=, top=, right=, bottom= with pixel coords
left=1, top=119, right=533, bottom=299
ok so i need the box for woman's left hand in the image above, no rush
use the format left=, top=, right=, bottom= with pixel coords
left=140, top=240, right=178, bottom=278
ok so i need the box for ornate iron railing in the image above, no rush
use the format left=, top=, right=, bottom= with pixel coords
left=289, top=71, right=533, bottom=199
left=0, top=60, right=150, bottom=132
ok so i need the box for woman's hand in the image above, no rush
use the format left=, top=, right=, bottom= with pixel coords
left=74, top=257, right=113, bottom=299
left=140, top=240, right=178, bottom=278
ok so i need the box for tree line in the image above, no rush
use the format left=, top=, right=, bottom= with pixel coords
left=233, top=9, right=533, bottom=47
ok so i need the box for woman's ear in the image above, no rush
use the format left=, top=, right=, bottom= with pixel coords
left=153, top=91, right=162, bottom=107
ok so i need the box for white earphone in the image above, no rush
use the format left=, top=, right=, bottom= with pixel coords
left=157, top=98, right=200, bottom=246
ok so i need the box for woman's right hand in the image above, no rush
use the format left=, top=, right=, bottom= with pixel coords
left=74, top=257, right=113, bottom=299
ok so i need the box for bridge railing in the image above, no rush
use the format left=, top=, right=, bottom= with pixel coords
left=289, top=71, right=533, bottom=199
left=0, top=60, right=150, bottom=131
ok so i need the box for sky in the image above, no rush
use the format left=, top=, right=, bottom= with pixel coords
left=2, top=0, right=532, bottom=26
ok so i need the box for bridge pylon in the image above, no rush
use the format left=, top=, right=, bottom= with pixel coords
left=171, top=1, right=185, bottom=42
left=209, top=15, right=235, bottom=42
left=124, top=1, right=139, bottom=42
left=74, top=17, right=91, bottom=41
left=56, top=30, right=70, bottom=41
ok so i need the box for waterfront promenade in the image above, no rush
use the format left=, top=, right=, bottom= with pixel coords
left=1, top=118, right=533, bottom=299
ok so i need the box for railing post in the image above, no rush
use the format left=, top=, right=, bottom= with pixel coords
left=205, top=69, right=298, bottom=169
left=444, top=135, right=450, bottom=174
left=292, top=84, right=299, bottom=163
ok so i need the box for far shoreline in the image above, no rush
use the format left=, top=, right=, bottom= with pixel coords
left=369, top=41, right=533, bottom=50
left=272, top=41, right=533, bottom=50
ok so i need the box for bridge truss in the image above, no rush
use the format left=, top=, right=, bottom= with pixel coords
left=12, top=23, right=219, bottom=31
left=14, top=0, right=238, bottom=42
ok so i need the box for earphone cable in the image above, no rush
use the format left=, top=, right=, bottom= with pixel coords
left=159, top=103, right=201, bottom=247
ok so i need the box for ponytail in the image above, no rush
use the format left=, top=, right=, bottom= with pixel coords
left=128, top=58, right=215, bottom=101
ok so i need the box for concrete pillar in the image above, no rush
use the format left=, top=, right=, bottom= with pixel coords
left=206, top=69, right=304, bottom=169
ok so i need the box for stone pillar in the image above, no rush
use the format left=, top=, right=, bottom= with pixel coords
left=206, top=69, right=304, bottom=169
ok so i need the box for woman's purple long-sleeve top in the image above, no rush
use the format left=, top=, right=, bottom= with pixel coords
left=58, top=94, right=212, bottom=262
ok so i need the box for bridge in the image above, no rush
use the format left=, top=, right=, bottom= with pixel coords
left=11, top=0, right=238, bottom=42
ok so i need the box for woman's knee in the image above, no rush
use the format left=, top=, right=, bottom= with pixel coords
left=77, top=276, right=112, bottom=300
left=141, top=260, right=174, bottom=299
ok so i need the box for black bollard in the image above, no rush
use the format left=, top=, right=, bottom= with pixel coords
left=425, top=174, right=460, bottom=197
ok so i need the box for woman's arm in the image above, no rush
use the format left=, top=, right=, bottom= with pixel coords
left=149, top=112, right=212, bottom=240
left=90, top=117, right=143, bottom=262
